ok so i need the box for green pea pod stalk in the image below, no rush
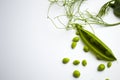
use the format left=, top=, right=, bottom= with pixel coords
left=75, top=24, right=117, bottom=61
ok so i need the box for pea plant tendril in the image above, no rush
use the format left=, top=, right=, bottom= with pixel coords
left=47, top=0, right=120, bottom=30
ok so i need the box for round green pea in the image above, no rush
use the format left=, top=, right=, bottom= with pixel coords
left=105, top=51, right=111, bottom=56
left=73, top=60, right=80, bottom=65
left=90, top=38, right=95, bottom=43
left=71, top=42, right=77, bottom=49
left=97, top=64, right=105, bottom=71
left=76, top=31, right=79, bottom=35
left=73, top=70, right=80, bottom=78
left=107, top=62, right=112, bottom=68
left=83, top=46, right=89, bottom=52
left=82, top=60, right=87, bottom=66
left=62, top=58, right=70, bottom=64
left=72, top=37, right=80, bottom=42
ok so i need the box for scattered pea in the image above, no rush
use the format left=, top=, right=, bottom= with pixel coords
left=97, top=64, right=105, bottom=71
left=73, top=70, right=80, bottom=78
left=107, top=62, right=112, bottom=68
left=73, top=60, right=80, bottom=65
left=72, top=37, right=80, bottom=42
left=76, top=31, right=79, bottom=35
left=62, top=58, right=70, bottom=64
left=71, top=42, right=77, bottom=49
left=82, top=59, right=87, bottom=66
left=83, top=46, right=89, bottom=52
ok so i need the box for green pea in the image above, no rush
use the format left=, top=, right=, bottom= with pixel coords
left=72, top=37, right=80, bottom=42
left=73, top=70, right=80, bottom=78
left=105, top=51, right=111, bottom=56
left=73, top=60, right=80, bottom=65
left=82, top=59, right=87, bottom=66
left=107, top=62, right=112, bottom=68
left=62, top=58, right=70, bottom=64
left=83, top=46, right=89, bottom=52
left=97, top=64, right=105, bottom=71
left=76, top=31, right=79, bottom=35
left=71, top=42, right=77, bottom=49
left=90, top=38, right=95, bottom=43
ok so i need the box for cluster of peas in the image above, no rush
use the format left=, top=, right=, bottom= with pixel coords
left=62, top=57, right=112, bottom=79
left=62, top=35, right=112, bottom=80
left=62, top=57, right=87, bottom=78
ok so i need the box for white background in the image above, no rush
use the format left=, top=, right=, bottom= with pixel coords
left=0, top=0, right=120, bottom=80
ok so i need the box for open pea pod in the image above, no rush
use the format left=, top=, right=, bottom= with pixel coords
left=75, top=24, right=117, bottom=61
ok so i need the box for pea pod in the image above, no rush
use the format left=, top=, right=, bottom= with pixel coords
left=75, top=24, right=117, bottom=61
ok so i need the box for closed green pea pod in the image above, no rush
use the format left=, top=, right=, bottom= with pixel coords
left=75, top=24, right=117, bottom=61
left=113, top=0, right=120, bottom=18
left=114, top=7, right=120, bottom=18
